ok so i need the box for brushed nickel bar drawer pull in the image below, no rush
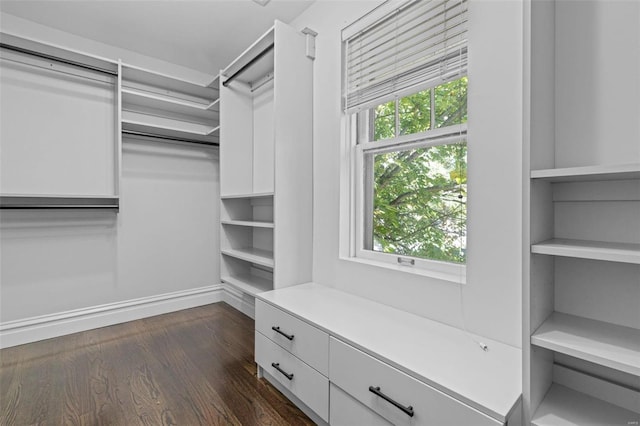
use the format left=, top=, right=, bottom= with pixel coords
left=369, top=386, right=414, bottom=417
left=271, top=362, right=294, bottom=380
left=272, top=326, right=294, bottom=340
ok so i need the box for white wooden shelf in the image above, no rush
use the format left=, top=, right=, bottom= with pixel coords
left=122, top=111, right=216, bottom=135
left=531, top=312, right=640, bottom=376
left=221, top=219, right=274, bottom=228
left=220, top=192, right=273, bottom=200
left=121, top=87, right=217, bottom=120
left=122, top=114, right=218, bottom=144
left=532, top=384, right=639, bottom=426
left=222, top=274, right=272, bottom=296
left=122, top=63, right=218, bottom=100
left=531, top=238, right=640, bottom=264
left=531, top=163, right=640, bottom=182
left=221, top=247, right=274, bottom=268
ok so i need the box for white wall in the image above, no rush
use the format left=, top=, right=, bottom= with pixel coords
left=0, top=13, right=220, bottom=345
left=555, top=0, right=640, bottom=167
left=291, top=0, right=523, bottom=347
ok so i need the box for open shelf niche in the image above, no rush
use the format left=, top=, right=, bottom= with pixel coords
left=219, top=21, right=314, bottom=313
left=121, top=63, right=219, bottom=145
left=524, top=1, right=640, bottom=424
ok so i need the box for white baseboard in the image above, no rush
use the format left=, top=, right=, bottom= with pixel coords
left=0, top=284, right=224, bottom=348
left=222, top=283, right=256, bottom=319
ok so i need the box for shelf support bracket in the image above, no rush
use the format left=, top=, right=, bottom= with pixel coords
left=301, top=28, right=318, bottom=60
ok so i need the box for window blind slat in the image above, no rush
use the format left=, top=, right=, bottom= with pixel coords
left=344, top=0, right=468, bottom=113
left=347, top=0, right=466, bottom=64
left=346, top=49, right=467, bottom=111
left=347, top=29, right=467, bottom=88
left=347, top=10, right=467, bottom=73
left=347, top=0, right=451, bottom=59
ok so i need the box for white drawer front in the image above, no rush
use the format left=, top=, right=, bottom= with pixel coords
left=255, top=331, right=329, bottom=421
left=330, top=383, right=393, bottom=426
left=255, top=299, right=329, bottom=375
left=329, top=337, right=502, bottom=426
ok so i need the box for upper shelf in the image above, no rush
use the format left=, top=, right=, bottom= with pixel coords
left=531, top=163, right=640, bottom=182
left=220, top=192, right=274, bottom=200
left=531, top=312, right=640, bottom=376
left=122, top=63, right=218, bottom=100
left=122, top=88, right=218, bottom=120
left=1, top=32, right=118, bottom=76
left=531, top=238, right=640, bottom=264
left=221, top=219, right=274, bottom=228
left=221, top=26, right=275, bottom=87
left=121, top=64, right=219, bottom=145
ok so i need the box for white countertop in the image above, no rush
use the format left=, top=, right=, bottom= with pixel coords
left=256, top=282, right=522, bottom=422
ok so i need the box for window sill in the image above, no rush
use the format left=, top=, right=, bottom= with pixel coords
left=339, top=255, right=467, bottom=285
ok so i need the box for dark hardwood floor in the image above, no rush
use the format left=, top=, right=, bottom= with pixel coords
left=0, top=302, right=314, bottom=425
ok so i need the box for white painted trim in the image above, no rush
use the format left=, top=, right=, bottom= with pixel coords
left=0, top=284, right=224, bottom=348
left=222, top=283, right=256, bottom=319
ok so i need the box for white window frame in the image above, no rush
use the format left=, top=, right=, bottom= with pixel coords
left=340, top=0, right=469, bottom=283
left=347, top=92, right=467, bottom=283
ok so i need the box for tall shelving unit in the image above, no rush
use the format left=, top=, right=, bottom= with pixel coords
left=219, top=21, right=314, bottom=311
left=121, top=63, right=219, bottom=145
left=524, top=1, right=640, bottom=424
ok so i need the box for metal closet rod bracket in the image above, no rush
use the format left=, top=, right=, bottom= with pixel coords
left=301, top=27, right=318, bottom=60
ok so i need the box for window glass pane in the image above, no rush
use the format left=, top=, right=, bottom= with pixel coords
left=399, top=89, right=430, bottom=136
left=435, top=76, right=468, bottom=128
left=373, top=100, right=395, bottom=141
left=369, top=142, right=467, bottom=263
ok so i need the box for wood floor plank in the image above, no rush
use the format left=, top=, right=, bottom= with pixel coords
left=0, top=302, right=313, bottom=426
left=156, top=311, right=299, bottom=426
left=0, top=303, right=313, bottom=426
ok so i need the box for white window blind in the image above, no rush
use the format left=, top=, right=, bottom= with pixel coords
left=343, top=0, right=468, bottom=113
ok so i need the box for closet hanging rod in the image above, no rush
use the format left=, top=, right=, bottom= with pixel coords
left=0, top=195, right=119, bottom=210
left=222, top=44, right=274, bottom=87
left=0, top=43, right=117, bottom=76
left=122, top=130, right=219, bottom=147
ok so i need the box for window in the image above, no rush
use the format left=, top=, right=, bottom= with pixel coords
left=343, top=0, right=468, bottom=279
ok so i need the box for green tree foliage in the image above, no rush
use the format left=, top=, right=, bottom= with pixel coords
left=371, top=77, right=468, bottom=263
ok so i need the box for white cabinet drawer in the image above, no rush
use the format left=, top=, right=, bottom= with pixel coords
left=255, top=299, right=329, bottom=375
left=255, top=331, right=329, bottom=421
left=330, top=383, right=393, bottom=426
left=329, top=337, right=502, bottom=426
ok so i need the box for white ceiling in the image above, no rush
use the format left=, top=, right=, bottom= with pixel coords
left=0, top=0, right=315, bottom=74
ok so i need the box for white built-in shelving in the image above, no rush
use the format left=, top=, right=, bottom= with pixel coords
left=221, top=220, right=274, bottom=228
left=531, top=163, right=640, bottom=182
left=532, top=384, right=639, bottom=426
left=219, top=21, right=314, bottom=312
left=221, top=273, right=273, bottom=297
left=531, top=238, right=640, bottom=264
left=524, top=1, right=640, bottom=423
left=121, top=63, right=219, bottom=145
left=531, top=312, right=640, bottom=376
left=221, top=247, right=274, bottom=268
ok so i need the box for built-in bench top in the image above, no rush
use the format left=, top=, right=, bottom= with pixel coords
left=255, top=282, right=522, bottom=423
